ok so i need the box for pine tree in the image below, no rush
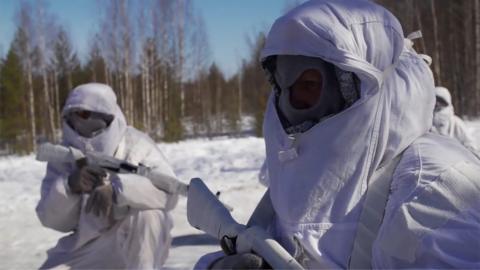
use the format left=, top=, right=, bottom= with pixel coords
left=163, top=66, right=184, bottom=141
left=0, top=46, right=28, bottom=153
left=240, top=32, right=269, bottom=136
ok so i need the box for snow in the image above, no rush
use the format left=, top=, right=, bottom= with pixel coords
left=466, top=120, right=480, bottom=147
left=2, top=120, right=480, bottom=269
left=0, top=136, right=267, bottom=269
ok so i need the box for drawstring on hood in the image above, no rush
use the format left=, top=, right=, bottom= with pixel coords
left=260, top=0, right=435, bottom=267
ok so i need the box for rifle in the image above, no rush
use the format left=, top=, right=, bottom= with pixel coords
left=187, top=177, right=304, bottom=269
left=36, top=142, right=188, bottom=195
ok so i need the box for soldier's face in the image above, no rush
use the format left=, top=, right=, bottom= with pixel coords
left=434, top=97, right=448, bottom=112
left=289, top=69, right=323, bottom=109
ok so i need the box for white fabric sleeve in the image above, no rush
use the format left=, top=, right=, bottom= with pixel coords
left=452, top=117, right=478, bottom=153
left=373, top=161, right=480, bottom=269
left=35, top=163, right=81, bottom=232
left=112, top=173, right=177, bottom=211
left=113, top=143, right=178, bottom=211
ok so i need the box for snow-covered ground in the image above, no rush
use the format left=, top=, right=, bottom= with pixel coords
left=2, top=120, right=480, bottom=270
left=0, top=136, right=267, bottom=269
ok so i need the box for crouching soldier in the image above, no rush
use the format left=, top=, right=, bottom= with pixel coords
left=36, top=83, right=178, bottom=269
left=202, top=0, right=480, bottom=269
left=432, top=86, right=479, bottom=156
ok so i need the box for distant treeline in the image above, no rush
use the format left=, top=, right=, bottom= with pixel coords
left=2, top=0, right=477, bottom=155
left=0, top=0, right=270, bottom=154
left=377, top=0, right=480, bottom=118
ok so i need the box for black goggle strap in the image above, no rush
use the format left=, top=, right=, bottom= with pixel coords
left=261, top=55, right=293, bottom=128
left=261, top=55, right=281, bottom=97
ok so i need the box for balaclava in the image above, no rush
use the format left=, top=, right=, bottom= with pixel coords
left=61, top=83, right=127, bottom=156
left=432, top=86, right=454, bottom=134
left=64, top=110, right=114, bottom=138
left=275, top=55, right=344, bottom=126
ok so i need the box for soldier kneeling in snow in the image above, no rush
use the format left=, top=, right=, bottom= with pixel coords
left=36, top=83, right=178, bottom=269
left=432, top=86, right=479, bottom=156
left=205, top=0, right=480, bottom=269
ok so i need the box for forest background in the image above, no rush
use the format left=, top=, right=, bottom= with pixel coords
left=0, top=0, right=477, bottom=154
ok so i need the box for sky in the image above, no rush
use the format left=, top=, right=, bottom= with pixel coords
left=0, top=0, right=297, bottom=78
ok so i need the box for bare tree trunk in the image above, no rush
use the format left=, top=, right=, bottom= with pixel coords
left=215, top=79, right=221, bottom=132
left=414, top=2, right=427, bottom=54
left=145, top=44, right=152, bottom=131
left=99, top=0, right=132, bottom=121
left=152, top=67, right=159, bottom=135
left=53, top=68, right=60, bottom=129
left=140, top=60, right=146, bottom=128
left=139, top=7, right=147, bottom=130
left=475, top=0, right=480, bottom=115
left=151, top=66, right=157, bottom=133
left=405, top=0, right=415, bottom=33
left=17, top=3, right=37, bottom=151
left=176, top=0, right=186, bottom=117
left=67, top=72, right=72, bottom=92
left=453, top=3, right=462, bottom=113
left=119, top=0, right=133, bottom=124
left=430, top=0, right=442, bottom=84
left=124, top=64, right=131, bottom=122
left=238, top=71, right=243, bottom=122
left=205, top=80, right=212, bottom=137
left=90, top=63, right=97, bottom=82
left=464, top=1, right=476, bottom=115
left=26, top=59, right=36, bottom=151
left=163, top=72, right=169, bottom=123
left=104, top=65, right=109, bottom=85
left=42, top=69, right=56, bottom=141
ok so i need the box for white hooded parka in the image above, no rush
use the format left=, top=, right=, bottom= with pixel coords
left=36, top=83, right=178, bottom=269
left=261, top=0, right=480, bottom=268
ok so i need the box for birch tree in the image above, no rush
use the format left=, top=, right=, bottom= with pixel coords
left=33, top=1, right=58, bottom=141
left=15, top=3, right=36, bottom=151
left=99, top=0, right=135, bottom=123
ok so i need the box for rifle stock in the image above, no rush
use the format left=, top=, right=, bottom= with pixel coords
left=187, top=178, right=304, bottom=269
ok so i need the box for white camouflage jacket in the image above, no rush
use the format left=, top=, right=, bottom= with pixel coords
left=261, top=0, right=480, bottom=268
left=36, top=83, right=177, bottom=251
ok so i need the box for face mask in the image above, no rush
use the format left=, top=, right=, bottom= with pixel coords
left=434, top=97, right=449, bottom=112
left=275, top=55, right=344, bottom=126
left=65, top=110, right=113, bottom=138
left=433, top=105, right=453, bottom=133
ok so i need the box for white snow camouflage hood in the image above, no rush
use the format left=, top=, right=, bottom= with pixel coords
left=61, top=83, right=127, bottom=156
left=433, top=86, right=454, bottom=134
left=261, top=0, right=435, bottom=267
left=435, top=86, right=452, bottom=106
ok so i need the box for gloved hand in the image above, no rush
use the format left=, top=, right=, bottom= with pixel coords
left=68, top=158, right=107, bottom=194
left=85, top=183, right=114, bottom=217
left=209, top=253, right=270, bottom=270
